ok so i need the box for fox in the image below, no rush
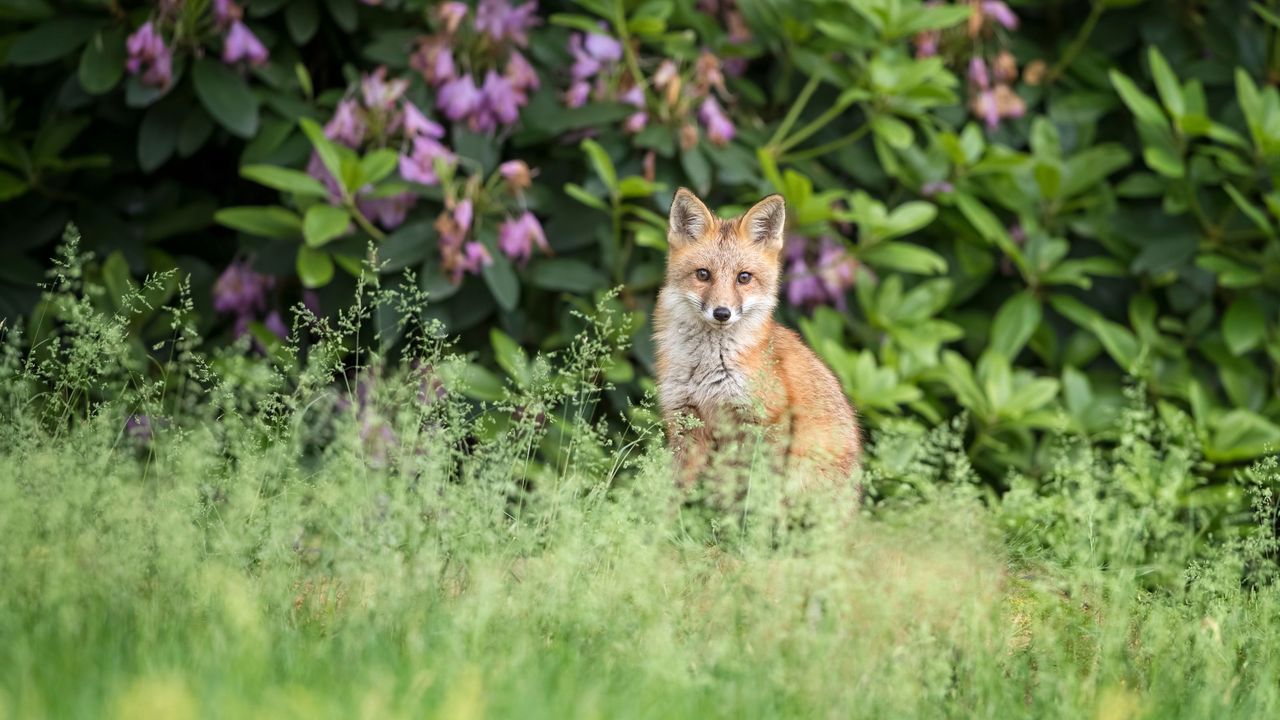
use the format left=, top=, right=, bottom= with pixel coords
left=653, top=188, right=862, bottom=493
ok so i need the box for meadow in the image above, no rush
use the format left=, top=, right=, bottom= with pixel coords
left=3, top=236, right=1279, bottom=719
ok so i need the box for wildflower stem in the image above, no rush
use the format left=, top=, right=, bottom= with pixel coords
left=768, top=74, right=822, bottom=151
left=613, top=0, right=652, bottom=105
left=348, top=203, right=386, bottom=241
left=777, top=98, right=860, bottom=154
left=780, top=122, right=870, bottom=163
left=1046, top=1, right=1106, bottom=85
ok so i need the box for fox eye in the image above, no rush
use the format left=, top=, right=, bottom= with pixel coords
left=737, top=271, right=752, bottom=284
left=695, top=268, right=711, bottom=281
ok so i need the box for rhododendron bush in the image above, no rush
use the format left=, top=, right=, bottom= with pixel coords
left=5, top=0, right=1280, bottom=477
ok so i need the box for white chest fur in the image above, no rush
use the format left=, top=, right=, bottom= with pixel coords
left=655, top=296, right=764, bottom=416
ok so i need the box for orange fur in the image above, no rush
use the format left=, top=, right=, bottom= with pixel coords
left=653, top=189, right=862, bottom=490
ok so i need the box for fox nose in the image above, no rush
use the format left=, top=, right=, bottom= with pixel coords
left=712, top=307, right=731, bottom=322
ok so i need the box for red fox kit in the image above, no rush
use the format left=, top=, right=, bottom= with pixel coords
left=654, top=188, right=862, bottom=490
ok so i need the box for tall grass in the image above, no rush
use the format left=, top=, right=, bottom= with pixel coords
left=2, top=228, right=1278, bottom=718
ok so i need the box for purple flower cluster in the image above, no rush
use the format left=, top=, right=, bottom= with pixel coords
left=967, top=51, right=1025, bottom=129
left=498, top=211, right=551, bottom=266
left=410, top=0, right=541, bottom=132
left=305, top=67, right=456, bottom=230
left=125, top=22, right=172, bottom=88
left=564, top=27, right=649, bottom=132
left=125, top=1, right=270, bottom=89
left=213, top=259, right=288, bottom=349
left=435, top=199, right=493, bottom=281
left=216, top=1, right=268, bottom=66
left=783, top=237, right=859, bottom=311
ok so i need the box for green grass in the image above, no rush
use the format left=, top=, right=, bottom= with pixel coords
left=2, top=236, right=1279, bottom=719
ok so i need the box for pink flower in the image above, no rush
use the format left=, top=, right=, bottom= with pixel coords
left=499, top=160, right=533, bottom=190
left=697, top=97, right=735, bottom=145
left=565, top=81, right=591, bottom=108
left=968, top=57, right=990, bottom=89
left=454, top=199, right=473, bottom=233
left=357, top=192, right=418, bottom=230
left=915, top=31, right=939, bottom=58
left=399, top=136, right=456, bottom=186
left=459, top=242, right=493, bottom=276
left=438, top=74, right=482, bottom=122
left=213, top=0, right=242, bottom=28
left=569, top=30, right=621, bottom=80
left=223, top=21, right=269, bottom=66
left=815, top=238, right=855, bottom=310
left=411, top=38, right=456, bottom=87
left=971, top=88, right=1000, bottom=129
left=584, top=31, right=623, bottom=63
left=505, top=51, right=540, bottom=94
left=475, top=0, right=539, bottom=47
left=213, top=259, right=273, bottom=316
left=264, top=310, right=289, bottom=340
left=620, top=85, right=647, bottom=133
left=324, top=99, right=366, bottom=147
left=402, top=101, right=445, bottom=139
left=361, top=67, right=409, bottom=111
left=437, top=1, right=469, bottom=33
left=785, top=259, right=826, bottom=309
left=981, top=1, right=1019, bottom=30
left=480, top=70, right=521, bottom=128
left=498, top=211, right=550, bottom=265
left=125, top=22, right=173, bottom=89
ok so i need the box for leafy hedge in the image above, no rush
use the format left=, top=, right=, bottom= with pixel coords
left=4, top=0, right=1280, bottom=485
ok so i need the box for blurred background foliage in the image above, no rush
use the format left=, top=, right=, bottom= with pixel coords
left=4, top=0, right=1280, bottom=487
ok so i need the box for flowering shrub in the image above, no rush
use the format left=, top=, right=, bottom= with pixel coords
left=5, top=0, right=1280, bottom=484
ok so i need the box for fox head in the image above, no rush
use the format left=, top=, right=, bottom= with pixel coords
left=662, top=188, right=786, bottom=328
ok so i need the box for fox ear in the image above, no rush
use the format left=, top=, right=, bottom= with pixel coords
left=668, top=188, right=714, bottom=249
left=741, top=194, right=786, bottom=251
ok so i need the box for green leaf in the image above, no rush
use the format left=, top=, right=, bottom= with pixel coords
left=296, top=246, right=335, bottom=288
left=870, top=115, right=913, bottom=149
left=303, top=205, right=351, bottom=248
left=358, top=149, right=399, bottom=187
left=6, top=16, right=100, bottom=66
left=880, top=201, right=936, bottom=238
left=1061, top=144, right=1132, bottom=197
left=527, top=258, right=609, bottom=293
left=192, top=58, right=260, bottom=138
left=1110, top=70, right=1168, bottom=129
left=580, top=138, right=618, bottom=194
left=680, top=144, right=712, bottom=196
left=324, top=0, right=358, bottom=32
left=1223, top=295, right=1266, bottom=356
left=241, top=164, right=330, bottom=197
left=440, top=361, right=506, bottom=402
left=286, top=0, right=320, bottom=43
left=177, top=108, right=215, bottom=157
left=564, top=182, right=608, bottom=211
left=1207, top=409, right=1280, bottom=463
left=1147, top=46, right=1184, bottom=117
left=138, top=100, right=183, bottom=173
left=482, top=255, right=520, bottom=311
left=490, top=328, right=532, bottom=386
left=859, top=241, right=946, bottom=275
left=0, top=169, right=29, bottom=201
left=101, top=250, right=133, bottom=310
left=1224, top=183, right=1274, bottom=237
left=300, top=118, right=348, bottom=196
left=77, top=26, right=125, bottom=94
left=215, top=206, right=303, bottom=239
left=990, top=292, right=1041, bottom=359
